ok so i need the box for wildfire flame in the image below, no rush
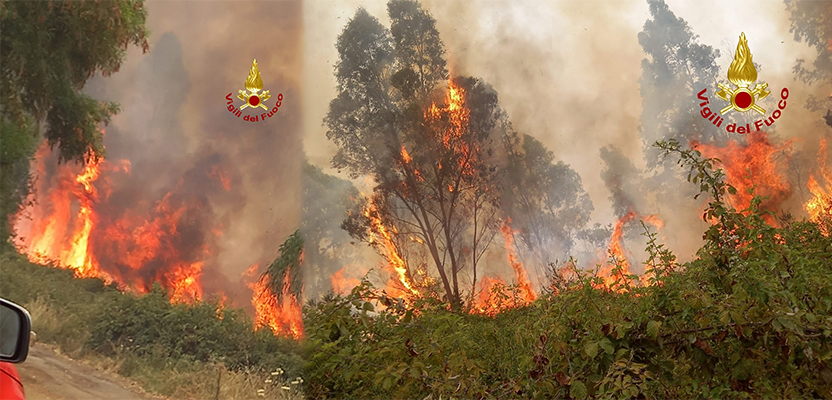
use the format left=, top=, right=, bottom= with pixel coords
left=363, top=199, right=419, bottom=297
left=499, top=218, right=536, bottom=303
left=246, top=263, right=304, bottom=339
left=805, top=139, right=832, bottom=236
left=470, top=276, right=508, bottom=317
left=595, top=210, right=664, bottom=291
left=692, top=132, right=792, bottom=225
left=425, top=77, right=473, bottom=172
left=14, top=135, right=227, bottom=305
left=331, top=266, right=361, bottom=295
left=20, top=147, right=104, bottom=279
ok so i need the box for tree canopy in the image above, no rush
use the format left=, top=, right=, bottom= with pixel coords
left=0, top=0, right=149, bottom=246
left=638, top=0, right=722, bottom=169
left=326, top=0, right=591, bottom=308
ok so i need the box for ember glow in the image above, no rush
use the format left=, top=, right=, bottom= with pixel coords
left=805, top=140, right=832, bottom=236
left=692, top=132, right=793, bottom=224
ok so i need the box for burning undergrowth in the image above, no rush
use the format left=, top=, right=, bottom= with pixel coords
left=692, top=131, right=794, bottom=224
left=10, top=23, right=305, bottom=338
left=9, top=0, right=832, bottom=351
left=14, top=139, right=237, bottom=303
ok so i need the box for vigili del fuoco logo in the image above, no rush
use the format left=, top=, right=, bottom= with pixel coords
left=225, top=59, right=283, bottom=122
left=696, top=32, right=789, bottom=134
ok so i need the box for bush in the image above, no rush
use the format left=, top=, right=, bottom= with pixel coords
left=302, top=140, right=832, bottom=399
left=0, top=251, right=305, bottom=399
left=88, top=283, right=304, bottom=377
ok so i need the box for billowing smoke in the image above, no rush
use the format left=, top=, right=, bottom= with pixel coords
left=18, top=0, right=832, bottom=309
left=20, top=1, right=307, bottom=309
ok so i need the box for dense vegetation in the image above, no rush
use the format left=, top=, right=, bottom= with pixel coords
left=302, top=142, right=832, bottom=399
left=0, top=0, right=150, bottom=247
left=327, top=0, right=596, bottom=309
left=0, top=252, right=304, bottom=399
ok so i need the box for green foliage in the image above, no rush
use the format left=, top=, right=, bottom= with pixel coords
left=0, top=0, right=150, bottom=245
left=303, top=140, right=832, bottom=399
left=0, top=0, right=149, bottom=162
left=0, top=251, right=305, bottom=390
left=263, top=230, right=304, bottom=301
left=0, top=116, right=38, bottom=250
left=88, top=283, right=303, bottom=377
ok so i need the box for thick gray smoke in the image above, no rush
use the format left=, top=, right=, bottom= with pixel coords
left=81, top=1, right=304, bottom=308
left=61, top=0, right=832, bottom=306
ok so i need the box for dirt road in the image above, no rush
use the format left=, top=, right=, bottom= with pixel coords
left=14, top=343, right=162, bottom=400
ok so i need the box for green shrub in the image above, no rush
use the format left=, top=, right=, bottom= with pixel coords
left=0, top=251, right=305, bottom=398
left=87, top=283, right=304, bottom=376
left=302, top=140, right=832, bottom=399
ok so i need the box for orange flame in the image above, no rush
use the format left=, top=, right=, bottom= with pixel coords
left=14, top=134, right=217, bottom=306
left=20, top=146, right=103, bottom=279
left=246, top=263, right=304, bottom=339
left=363, top=199, right=419, bottom=297
left=168, top=262, right=204, bottom=303
left=425, top=78, right=473, bottom=172
left=331, top=266, right=361, bottom=295
left=470, top=276, right=507, bottom=317
left=595, top=210, right=664, bottom=291
left=805, top=139, right=832, bottom=236
left=499, top=218, right=536, bottom=303
left=693, top=132, right=792, bottom=225
left=208, top=165, right=231, bottom=191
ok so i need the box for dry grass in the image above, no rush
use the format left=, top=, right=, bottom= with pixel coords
left=23, top=297, right=60, bottom=339
left=4, top=253, right=306, bottom=400
left=23, top=296, right=89, bottom=356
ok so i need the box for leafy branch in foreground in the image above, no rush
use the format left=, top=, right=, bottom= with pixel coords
left=263, top=230, right=304, bottom=302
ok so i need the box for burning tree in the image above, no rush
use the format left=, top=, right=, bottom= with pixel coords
left=250, top=230, right=304, bottom=339
left=329, top=1, right=590, bottom=310
left=0, top=0, right=149, bottom=246
left=501, top=133, right=594, bottom=280
left=327, top=1, right=529, bottom=309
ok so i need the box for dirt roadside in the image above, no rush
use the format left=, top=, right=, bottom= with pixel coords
left=14, top=343, right=163, bottom=400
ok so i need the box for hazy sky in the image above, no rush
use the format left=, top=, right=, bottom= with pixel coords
left=105, top=0, right=828, bottom=236
left=301, top=0, right=821, bottom=225
left=80, top=0, right=829, bottom=292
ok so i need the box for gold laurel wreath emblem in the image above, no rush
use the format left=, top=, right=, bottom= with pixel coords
left=714, top=32, right=771, bottom=116
left=237, top=59, right=271, bottom=110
